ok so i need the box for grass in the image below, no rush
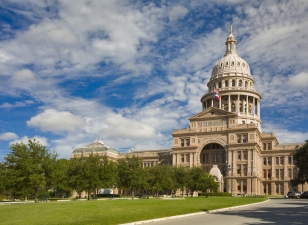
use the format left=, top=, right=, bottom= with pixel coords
left=0, top=197, right=267, bottom=225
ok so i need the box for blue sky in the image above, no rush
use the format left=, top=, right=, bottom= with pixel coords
left=0, top=0, right=308, bottom=160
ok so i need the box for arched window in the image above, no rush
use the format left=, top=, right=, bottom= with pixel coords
left=240, top=103, right=243, bottom=112
left=245, top=81, right=248, bottom=87
left=239, top=80, right=242, bottom=87
left=231, top=103, right=236, bottom=112
left=218, top=82, right=222, bottom=88
left=225, top=80, right=229, bottom=87
left=231, top=61, right=234, bottom=66
left=225, top=62, right=229, bottom=66
left=232, top=80, right=235, bottom=87
left=224, top=104, right=228, bottom=111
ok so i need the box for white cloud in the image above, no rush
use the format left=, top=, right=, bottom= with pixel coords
left=0, top=132, right=18, bottom=140
left=10, top=135, right=48, bottom=147
left=288, top=72, right=308, bottom=88
left=169, top=5, right=188, bottom=22
left=27, top=109, right=86, bottom=133
left=12, top=69, right=35, bottom=82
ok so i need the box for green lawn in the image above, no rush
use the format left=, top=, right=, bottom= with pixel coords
left=0, top=197, right=267, bottom=225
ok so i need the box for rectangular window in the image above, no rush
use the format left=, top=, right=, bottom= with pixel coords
left=203, top=122, right=207, bottom=127
left=243, top=151, right=247, bottom=160
left=186, top=139, right=190, bottom=147
left=213, top=122, right=217, bottom=126
left=263, top=143, right=267, bottom=150
left=203, top=154, right=205, bottom=163
left=243, top=181, right=247, bottom=191
left=276, top=157, right=279, bottom=165
left=223, top=153, right=226, bottom=162
left=181, top=154, right=184, bottom=163
left=268, top=171, right=271, bottom=179
left=237, top=164, right=241, bottom=175
left=243, top=164, right=247, bottom=176
left=268, top=158, right=271, bottom=165
left=208, top=122, right=212, bottom=126
left=288, top=156, right=292, bottom=164
left=280, top=157, right=284, bottom=165
left=223, top=120, right=228, bottom=126
left=218, top=121, right=222, bottom=126
left=276, top=169, right=279, bottom=179
left=268, top=143, right=272, bottom=150
left=237, top=135, right=241, bottom=143
left=205, top=154, right=209, bottom=163
left=288, top=169, right=292, bottom=179
left=280, top=169, right=284, bottom=180
left=237, top=181, right=241, bottom=191
left=181, top=139, right=184, bottom=147
left=263, top=158, right=266, bottom=165
left=237, top=151, right=242, bottom=160
left=243, top=135, right=248, bottom=143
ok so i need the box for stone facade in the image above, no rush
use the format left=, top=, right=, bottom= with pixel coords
left=71, top=28, right=307, bottom=196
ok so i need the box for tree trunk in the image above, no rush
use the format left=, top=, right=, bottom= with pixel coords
left=131, top=189, right=134, bottom=199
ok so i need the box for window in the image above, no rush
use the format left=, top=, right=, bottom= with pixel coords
left=288, top=156, right=292, bottom=164
left=213, top=122, right=217, bottom=126
left=174, top=139, right=178, bottom=145
left=224, top=104, right=228, bottom=111
left=232, top=80, right=235, bottom=86
left=208, top=122, right=212, bottom=126
left=205, top=154, right=209, bottom=163
left=280, top=169, right=284, bottom=179
left=203, top=154, right=205, bottom=163
left=243, top=151, right=247, bottom=160
left=239, top=80, right=242, bottom=87
left=237, top=151, right=242, bottom=160
left=263, top=143, right=267, bottom=150
left=181, top=139, right=184, bottom=147
left=203, top=122, right=207, bottom=127
left=243, top=164, right=247, bottom=176
left=231, top=103, right=235, bottom=112
left=240, top=103, right=243, bottom=112
left=263, top=158, right=266, bottom=165
left=186, top=139, right=190, bottom=147
left=276, top=169, right=279, bottom=179
left=268, top=158, right=271, bottom=165
left=243, top=181, right=247, bottom=191
left=225, top=80, right=229, bottom=87
left=276, top=157, right=279, bottom=165
left=245, top=81, right=248, bottom=87
left=225, top=62, right=228, bottom=66
left=181, top=154, right=184, bottom=163
left=218, top=82, right=222, bottom=88
left=218, top=121, right=222, bottom=126
left=237, top=135, right=242, bottom=143
left=231, top=61, right=234, bottom=66
left=237, top=164, right=241, bottom=174
left=268, top=143, right=272, bottom=150
left=288, top=169, right=292, bottom=179
left=243, top=135, right=247, bottom=143
left=280, top=157, right=284, bottom=165
left=237, top=62, right=240, bottom=66
left=237, top=181, right=241, bottom=191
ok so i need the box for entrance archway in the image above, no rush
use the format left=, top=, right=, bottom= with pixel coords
left=199, top=143, right=227, bottom=176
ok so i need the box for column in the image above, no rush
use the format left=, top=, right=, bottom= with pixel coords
left=284, top=156, right=288, bottom=179
left=189, top=153, right=193, bottom=168
left=232, top=151, right=236, bottom=176
left=205, top=100, right=207, bottom=109
left=271, top=156, right=275, bottom=180
left=246, top=95, right=249, bottom=115
left=228, top=95, right=231, bottom=112
left=194, top=152, right=198, bottom=166
left=237, top=94, right=240, bottom=114
left=247, top=179, right=251, bottom=194
left=257, top=99, right=260, bottom=116
left=177, top=154, right=181, bottom=165
left=247, top=150, right=251, bottom=176
left=252, top=150, right=256, bottom=176
left=172, top=153, right=176, bottom=166
left=253, top=97, right=255, bottom=116
left=219, top=96, right=222, bottom=109
left=211, top=98, right=213, bottom=107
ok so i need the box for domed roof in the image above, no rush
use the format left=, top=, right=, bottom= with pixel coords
left=211, top=27, right=252, bottom=79
left=72, top=140, right=120, bottom=155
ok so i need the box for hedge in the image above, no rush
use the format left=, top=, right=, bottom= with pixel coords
left=198, top=192, right=232, bottom=197
left=96, top=194, right=121, bottom=198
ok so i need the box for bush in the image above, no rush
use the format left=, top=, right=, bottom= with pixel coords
left=198, top=192, right=232, bottom=197
left=96, top=194, right=121, bottom=198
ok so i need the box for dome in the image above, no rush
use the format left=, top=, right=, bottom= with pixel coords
left=72, top=140, right=120, bottom=155
left=211, top=54, right=251, bottom=79
left=211, top=27, right=252, bottom=79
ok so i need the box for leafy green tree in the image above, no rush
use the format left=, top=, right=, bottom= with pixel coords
left=291, top=140, right=308, bottom=186
left=197, top=173, right=219, bottom=197
left=68, top=157, right=87, bottom=198
left=117, top=156, right=144, bottom=199
left=4, top=139, right=58, bottom=203
left=173, top=166, right=188, bottom=197
left=100, top=155, right=118, bottom=189
left=186, top=166, right=204, bottom=196
left=149, top=165, right=174, bottom=197
left=52, top=159, right=71, bottom=199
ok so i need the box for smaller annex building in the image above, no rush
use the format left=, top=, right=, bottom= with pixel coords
left=71, top=28, right=307, bottom=197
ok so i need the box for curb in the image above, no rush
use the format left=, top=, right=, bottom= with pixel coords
left=119, top=199, right=270, bottom=225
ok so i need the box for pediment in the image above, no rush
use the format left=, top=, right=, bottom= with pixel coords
left=189, top=107, right=237, bottom=120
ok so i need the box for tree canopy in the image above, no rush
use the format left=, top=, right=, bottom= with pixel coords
left=291, top=140, right=308, bottom=186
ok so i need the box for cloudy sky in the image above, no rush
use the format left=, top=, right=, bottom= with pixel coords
left=0, top=0, right=307, bottom=159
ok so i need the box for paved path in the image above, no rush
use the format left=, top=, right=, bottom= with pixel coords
left=128, top=198, right=308, bottom=225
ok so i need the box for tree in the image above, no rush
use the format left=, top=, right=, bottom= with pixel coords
left=197, top=174, right=219, bottom=197
left=52, top=159, right=71, bottom=199
left=173, top=166, right=188, bottom=197
left=291, top=140, right=308, bottom=186
left=100, top=155, right=118, bottom=190
left=186, top=166, right=204, bottom=196
left=117, top=156, right=144, bottom=199
left=68, top=157, right=87, bottom=198
left=148, top=165, right=174, bottom=197
left=4, top=139, right=58, bottom=203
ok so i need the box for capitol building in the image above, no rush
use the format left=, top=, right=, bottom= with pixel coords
left=71, top=28, right=307, bottom=196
